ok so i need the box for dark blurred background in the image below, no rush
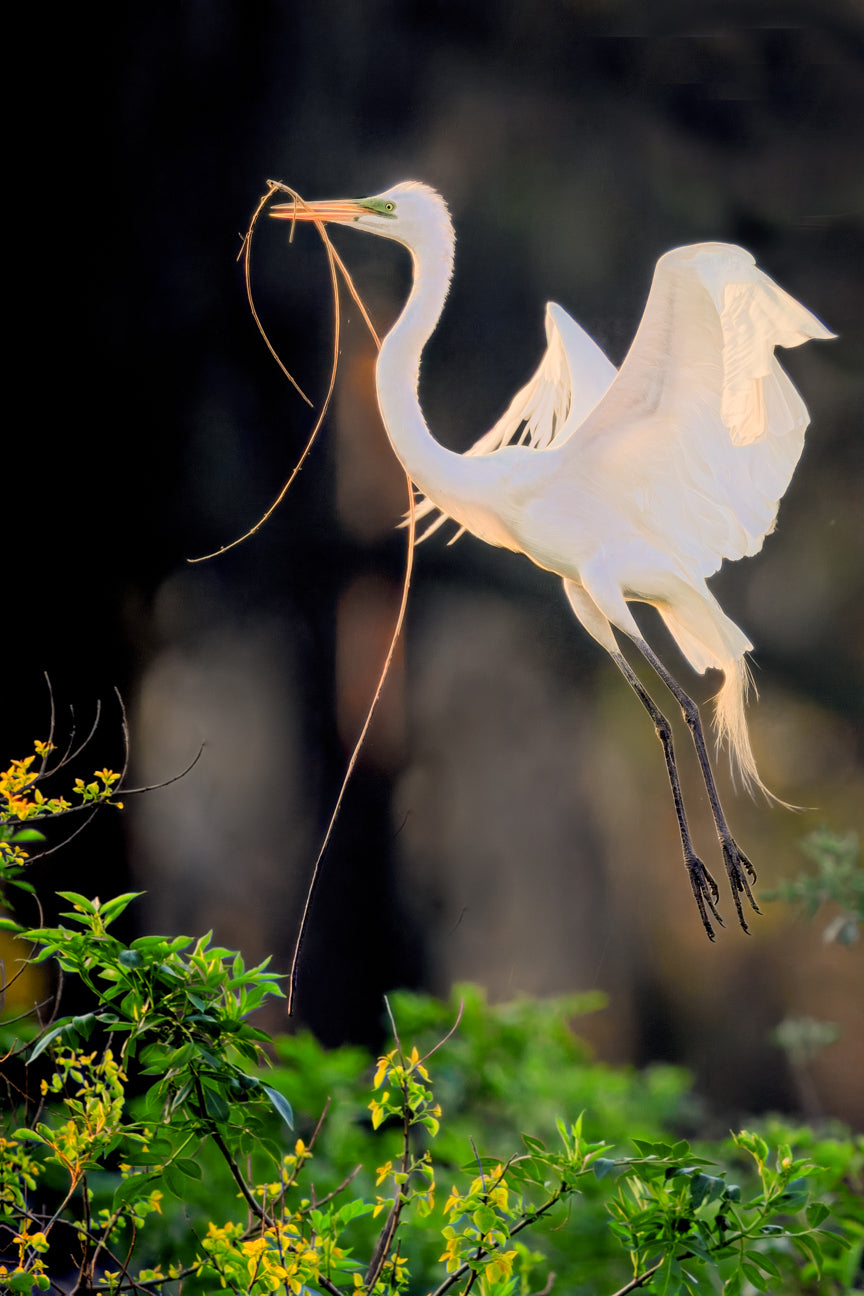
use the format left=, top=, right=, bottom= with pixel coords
left=6, top=0, right=863, bottom=1126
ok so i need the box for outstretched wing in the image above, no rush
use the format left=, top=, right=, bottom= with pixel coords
left=412, top=302, right=616, bottom=540
left=564, top=243, right=834, bottom=577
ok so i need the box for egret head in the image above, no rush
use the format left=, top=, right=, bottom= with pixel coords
left=270, top=181, right=454, bottom=265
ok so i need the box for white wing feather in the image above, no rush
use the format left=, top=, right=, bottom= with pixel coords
left=411, top=302, right=616, bottom=540
left=564, top=243, right=834, bottom=577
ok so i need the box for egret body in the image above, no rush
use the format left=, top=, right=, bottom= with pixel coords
left=272, top=182, right=833, bottom=937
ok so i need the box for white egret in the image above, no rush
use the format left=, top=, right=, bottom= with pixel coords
left=271, top=182, right=833, bottom=939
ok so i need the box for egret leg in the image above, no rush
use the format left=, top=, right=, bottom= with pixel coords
left=633, top=638, right=760, bottom=932
left=610, top=650, right=723, bottom=940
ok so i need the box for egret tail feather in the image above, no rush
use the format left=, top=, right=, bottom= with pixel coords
left=713, top=658, right=797, bottom=809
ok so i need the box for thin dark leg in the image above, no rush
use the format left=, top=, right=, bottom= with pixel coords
left=610, top=650, right=723, bottom=939
left=632, top=638, right=760, bottom=932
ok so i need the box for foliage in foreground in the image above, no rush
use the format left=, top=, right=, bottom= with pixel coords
left=1, top=742, right=863, bottom=1295
left=765, top=829, right=862, bottom=948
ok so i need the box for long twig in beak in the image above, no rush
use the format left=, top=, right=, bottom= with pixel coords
left=190, top=182, right=342, bottom=562
left=188, top=179, right=417, bottom=1016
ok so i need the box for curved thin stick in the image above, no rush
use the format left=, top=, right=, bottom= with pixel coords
left=324, top=237, right=381, bottom=348
left=242, top=185, right=314, bottom=408
left=288, top=481, right=416, bottom=1015
left=251, top=193, right=414, bottom=1014
left=190, top=185, right=342, bottom=563
left=262, top=182, right=379, bottom=347
left=189, top=179, right=416, bottom=1014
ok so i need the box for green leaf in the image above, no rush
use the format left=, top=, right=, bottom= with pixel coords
left=262, top=1084, right=294, bottom=1129
left=747, top=1252, right=783, bottom=1281
left=741, top=1260, right=768, bottom=1290
left=56, top=890, right=97, bottom=912
left=473, top=1204, right=499, bottom=1233
left=132, top=933, right=192, bottom=953
left=780, top=1176, right=811, bottom=1207
left=10, top=827, right=47, bottom=842
left=99, top=892, right=144, bottom=923
left=593, top=1158, right=617, bottom=1180
left=334, top=1198, right=376, bottom=1225
left=173, top=1156, right=204, bottom=1181
left=690, top=1172, right=725, bottom=1207
left=203, top=1087, right=230, bottom=1122
left=113, top=1172, right=159, bottom=1210
left=792, top=1234, right=822, bottom=1274
left=806, top=1201, right=830, bottom=1227
left=161, top=1162, right=191, bottom=1199
left=28, top=1012, right=97, bottom=1061
left=13, top=1128, right=50, bottom=1145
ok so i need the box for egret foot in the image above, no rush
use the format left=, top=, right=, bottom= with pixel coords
left=686, top=854, right=723, bottom=941
left=721, top=840, right=760, bottom=933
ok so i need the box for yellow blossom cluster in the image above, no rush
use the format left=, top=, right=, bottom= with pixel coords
left=0, top=1222, right=50, bottom=1292
left=1, top=742, right=123, bottom=878
left=198, top=1216, right=333, bottom=1294
left=439, top=1164, right=518, bottom=1284
left=0, top=745, right=69, bottom=821
left=33, top=1049, right=127, bottom=1184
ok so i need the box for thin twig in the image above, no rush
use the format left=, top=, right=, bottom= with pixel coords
left=193, top=1074, right=271, bottom=1225
left=5, top=741, right=204, bottom=844
left=383, top=993, right=403, bottom=1056
left=2, top=967, right=64, bottom=1063
left=288, top=478, right=416, bottom=1014
left=607, top=1259, right=665, bottom=1295
left=240, top=183, right=314, bottom=406
left=428, top=1184, right=568, bottom=1296
left=17, top=1206, right=148, bottom=1295
left=0, top=992, right=57, bottom=1027
left=189, top=183, right=344, bottom=563
left=363, top=1064, right=414, bottom=1292
left=309, top=1163, right=362, bottom=1211
left=182, top=179, right=419, bottom=1019
left=418, top=998, right=465, bottom=1067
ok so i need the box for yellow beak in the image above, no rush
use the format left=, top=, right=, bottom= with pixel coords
left=269, top=198, right=366, bottom=225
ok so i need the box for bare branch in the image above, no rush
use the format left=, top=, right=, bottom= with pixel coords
left=607, top=1259, right=665, bottom=1296
left=419, top=998, right=465, bottom=1067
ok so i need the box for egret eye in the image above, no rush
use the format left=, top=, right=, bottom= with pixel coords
left=363, top=197, right=397, bottom=216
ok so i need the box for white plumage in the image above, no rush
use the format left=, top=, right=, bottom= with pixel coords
left=272, top=181, right=833, bottom=937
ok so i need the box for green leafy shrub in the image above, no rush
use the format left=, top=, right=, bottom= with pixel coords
left=765, top=829, right=862, bottom=947
left=2, top=740, right=862, bottom=1294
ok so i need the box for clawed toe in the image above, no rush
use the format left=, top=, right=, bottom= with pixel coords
left=721, top=840, right=761, bottom=932
left=686, top=855, right=724, bottom=941
left=682, top=839, right=762, bottom=939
